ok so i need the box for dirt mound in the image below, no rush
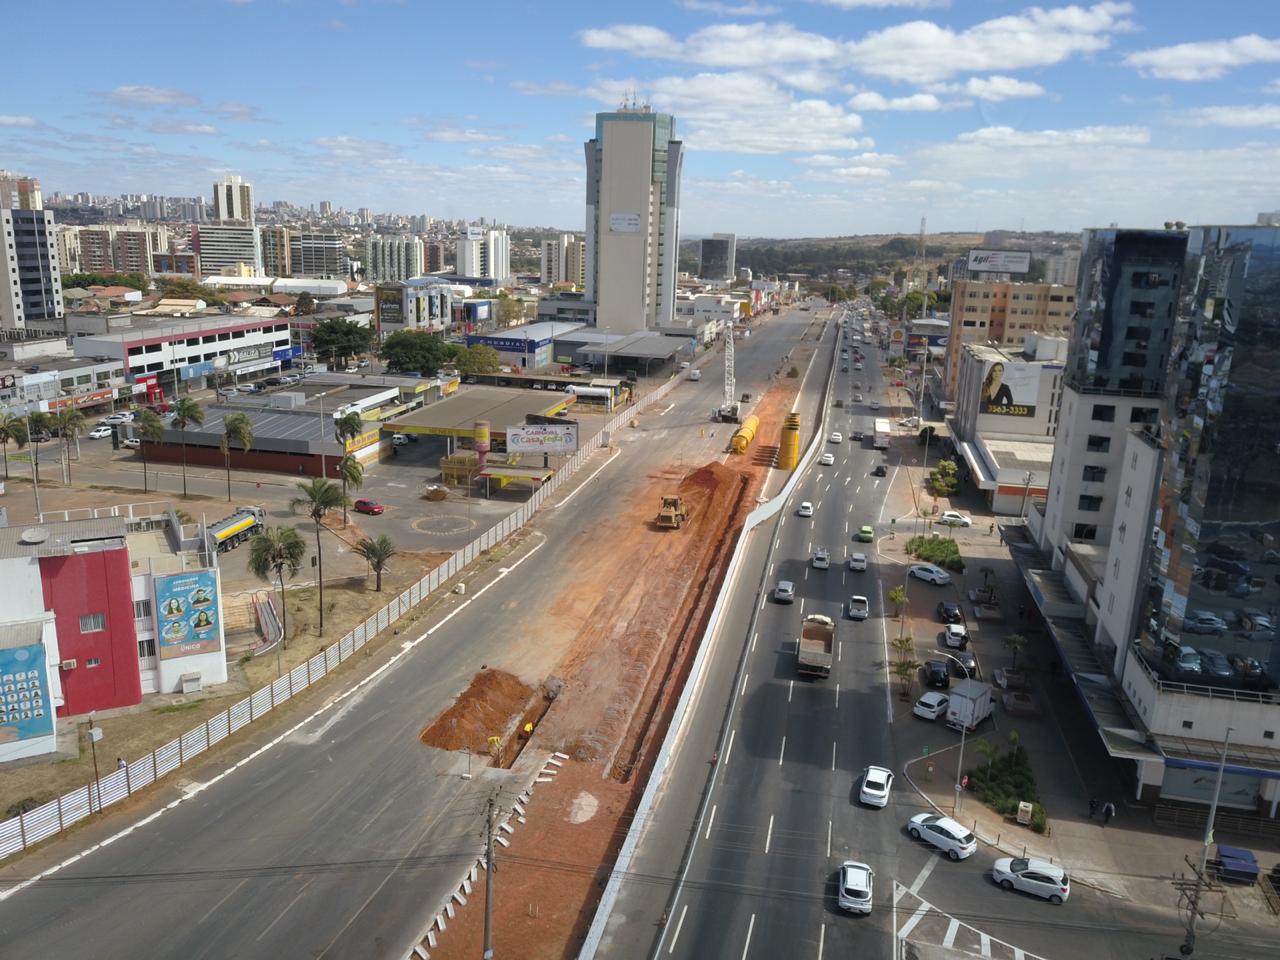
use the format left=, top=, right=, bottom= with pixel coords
left=420, top=669, right=533, bottom=754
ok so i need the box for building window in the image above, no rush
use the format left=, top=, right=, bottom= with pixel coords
left=1072, top=523, right=1098, bottom=540
left=1265, top=731, right=1275, bottom=741
left=1130, top=407, right=1158, bottom=424
left=1083, top=465, right=1107, bottom=483
left=1181, top=720, right=1193, bottom=730
left=138, top=637, right=156, bottom=659
left=133, top=598, right=152, bottom=620
left=86, top=657, right=102, bottom=668
left=1086, top=435, right=1111, bottom=453
left=79, top=612, right=106, bottom=633
left=1091, top=405, right=1116, bottom=422
left=1078, top=495, right=1104, bottom=512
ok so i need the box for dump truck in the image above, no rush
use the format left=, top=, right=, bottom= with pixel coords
left=797, top=614, right=835, bottom=679
left=945, top=678, right=995, bottom=732
left=655, top=496, right=689, bottom=529
left=208, top=505, right=266, bottom=553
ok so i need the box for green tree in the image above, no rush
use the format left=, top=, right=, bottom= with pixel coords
left=891, top=634, right=915, bottom=661
left=494, top=293, right=524, bottom=326
left=453, top=344, right=502, bottom=375
left=892, top=659, right=921, bottom=698
left=154, top=276, right=225, bottom=306
left=336, top=454, right=363, bottom=527
left=54, top=408, right=87, bottom=480
left=220, top=412, right=254, bottom=502
left=247, top=525, right=307, bottom=654
left=27, top=412, right=52, bottom=486
left=295, top=291, right=316, bottom=316
left=171, top=396, right=205, bottom=499
left=311, top=316, right=372, bottom=364
left=929, top=459, right=959, bottom=497
left=973, top=736, right=998, bottom=776
left=289, top=478, right=349, bottom=634
left=888, top=585, right=907, bottom=617
left=134, top=408, right=165, bottom=493
left=0, top=412, right=28, bottom=481
left=917, top=425, right=937, bottom=446
left=62, top=272, right=148, bottom=292
left=1003, top=632, right=1028, bottom=670
left=353, top=534, right=396, bottom=592
left=333, top=411, right=365, bottom=526
left=379, top=330, right=454, bottom=375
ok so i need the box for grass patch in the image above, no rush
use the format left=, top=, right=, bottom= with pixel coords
left=965, top=737, right=1048, bottom=833
left=153, top=700, right=204, bottom=715
left=906, top=535, right=965, bottom=572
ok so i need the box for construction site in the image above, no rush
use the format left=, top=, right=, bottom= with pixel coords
left=416, top=313, right=828, bottom=958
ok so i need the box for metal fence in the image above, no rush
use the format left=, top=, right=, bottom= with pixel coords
left=0, top=377, right=681, bottom=864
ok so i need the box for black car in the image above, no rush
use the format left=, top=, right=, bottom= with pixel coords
left=842, top=365, right=849, bottom=372
left=937, top=601, right=962, bottom=623
left=852, top=430, right=864, bottom=441
left=871, top=464, right=887, bottom=477
left=924, top=660, right=950, bottom=689
left=949, top=649, right=978, bottom=678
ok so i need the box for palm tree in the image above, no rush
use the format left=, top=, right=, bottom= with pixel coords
left=333, top=411, right=364, bottom=526
left=973, top=736, right=998, bottom=776
left=134, top=409, right=165, bottom=493
left=289, top=477, right=348, bottom=634
left=353, top=534, right=396, bottom=591
left=54, top=408, right=87, bottom=481
left=890, top=634, right=915, bottom=661
left=220, top=412, right=255, bottom=502
left=0, top=413, right=28, bottom=480
left=27, top=412, right=52, bottom=486
left=891, top=659, right=921, bottom=699
left=336, top=455, right=363, bottom=527
left=888, top=585, right=907, bottom=617
left=1003, top=632, right=1027, bottom=670
left=170, top=396, right=204, bottom=498
left=247, top=525, right=307, bottom=656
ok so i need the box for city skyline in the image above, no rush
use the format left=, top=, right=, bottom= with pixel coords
left=1, top=1, right=1278, bottom=236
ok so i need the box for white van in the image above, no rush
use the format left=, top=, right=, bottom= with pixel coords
left=688, top=369, right=702, bottom=381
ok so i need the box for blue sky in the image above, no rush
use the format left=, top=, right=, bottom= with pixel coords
left=2, top=0, right=1279, bottom=237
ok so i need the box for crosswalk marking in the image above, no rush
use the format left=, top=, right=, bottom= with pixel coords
left=897, top=901, right=930, bottom=941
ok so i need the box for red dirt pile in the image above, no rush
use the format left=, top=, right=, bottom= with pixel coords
left=420, top=669, right=534, bottom=754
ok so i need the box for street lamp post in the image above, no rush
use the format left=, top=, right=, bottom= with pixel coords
left=932, top=650, right=973, bottom=817
left=1183, top=726, right=1233, bottom=956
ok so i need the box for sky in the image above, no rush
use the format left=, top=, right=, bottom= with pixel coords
left=2, top=0, right=1279, bottom=237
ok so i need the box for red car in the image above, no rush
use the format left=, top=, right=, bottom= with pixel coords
left=353, top=498, right=385, bottom=515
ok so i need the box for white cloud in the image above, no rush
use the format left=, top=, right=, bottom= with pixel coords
left=422, top=127, right=505, bottom=142
left=808, top=165, right=893, bottom=180
left=1181, top=105, right=1280, bottom=129
left=848, top=151, right=902, bottom=165
left=589, top=72, right=867, bottom=153
left=960, top=75, right=1046, bottom=101
left=848, top=91, right=942, bottom=111
left=847, top=2, right=1134, bottom=84
left=148, top=120, right=219, bottom=135
left=1124, top=34, right=1280, bottom=81
left=108, top=85, right=200, bottom=107
left=814, top=0, right=949, bottom=7
left=581, top=21, right=843, bottom=66
left=211, top=101, right=265, bottom=122
left=0, top=115, right=38, bottom=127
left=905, top=179, right=963, bottom=191
left=957, top=124, right=1149, bottom=147
left=681, top=0, right=782, bottom=14
left=512, top=80, right=581, bottom=96
left=795, top=154, right=845, bottom=166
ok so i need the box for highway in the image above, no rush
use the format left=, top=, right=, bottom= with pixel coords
left=0, top=305, right=829, bottom=959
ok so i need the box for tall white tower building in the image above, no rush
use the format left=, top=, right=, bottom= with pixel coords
left=213, top=174, right=254, bottom=224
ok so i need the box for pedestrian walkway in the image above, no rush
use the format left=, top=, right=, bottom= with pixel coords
left=894, top=882, right=1050, bottom=960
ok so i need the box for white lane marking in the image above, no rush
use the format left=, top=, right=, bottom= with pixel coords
left=799, top=598, right=805, bottom=616
left=668, top=903, right=689, bottom=954
left=831, top=741, right=837, bottom=771
left=0, top=534, right=549, bottom=904
left=768, top=563, right=774, bottom=578
left=788, top=679, right=793, bottom=703
left=198, top=877, right=249, bottom=925
left=764, top=816, right=774, bottom=853
left=817, top=923, right=826, bottom=960
left=826, top=819, right=832, bottom=857
left=980, top=932, right=992, bottom=957
left=724, top=728, right=736, bottom=767
left=256, top=877, right=316, bottom=941
left=658, top=403, right=676, bottom=416
left=552, top=447, right=621, bottom=509
left=778, top=736, right=787, bottom=766
left=741, top=672, right=750, bottom=697
left=855, top=485, right=861, bottom=494
left=844, top=477, right=850, bottom=486
left=807, top=540, right=812, bottom=554
left=837, top=641, right=842, bottom=662
left=804, top=567, right=809, bottom=581
left=704, top=804, right=717, bottom=841
left=741, top=914, right=756, bottom=960
left=909, top=857, right=938, bottom=896
left=943, top=919, right=961, bottom=948
left=898, top=900, right=931, bottom=940
left=817, top=500, right=822, bottom=511
left=835, top=683, right=840, bottom=708
left=751, top=632, right=758, bottom=652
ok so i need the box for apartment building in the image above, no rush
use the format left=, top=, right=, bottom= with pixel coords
left=455, top=226, right=510, bottom=281
left=699, top=233, right=736, bottom=281
left=259, top=225, right=291, bottom=277
left=0, top=169, right=42, bottom=210
left=192, top=223, right=261, bottom=278
left=1, top=209, right=64, bottom=331
left=564, top=237, right=585, bottom=287
left=213, top=174, right=254, bottom=224
left=944, top=278, right=1076, bottom=398
left=424, top=241, right=445, bottom=273
left=365, top=234, right=424, bottom=282
left=290, top=232, right=349, bottom=279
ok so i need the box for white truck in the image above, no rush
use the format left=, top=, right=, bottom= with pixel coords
left=208, top=505, right=266, bottom=554
left=797, top=614, right=835, bottom=679
left=945, top=679, right=995, bottom=732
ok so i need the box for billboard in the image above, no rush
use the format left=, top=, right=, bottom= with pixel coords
left=979, top=360, right=1038, bottom=418
left=967, top=249, right=1031, bottom=274
left=154, top=569, right=222, bottom=660
left=609, top=213, right=642, bottom=234
left=376, top=286, right=403, bottom=327
left=506, top=424, right=578, bottom=454
left=0, top=642, right=53, bottom=742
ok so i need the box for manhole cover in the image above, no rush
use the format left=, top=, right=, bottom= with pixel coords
left=412, top=515, right=475, bottom=535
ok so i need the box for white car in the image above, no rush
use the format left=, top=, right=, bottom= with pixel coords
left=819, top=452, right=835, bottom=466
left=773, top=580, right=796, bottom=603
left=102, top=412, right=133, bottom=424
left=859, top=766, right=894, bottom=807
left=829, top=431, right=843, bottom=444
left=907, top=812, right=977, bottom=861
left=939, top=510, right=972, bottom=527
left=868, top=399, right=878, bottom=409
left=847, top=552, right=867, bottom=572
left=854, top=393, right=864, bottom=402
left=121, top=437, right=141, bottom=449
left=847, top=595, right=869, bottom=620
left=88, top=425, right=113, bottom=439
left=837, top=860, right=874, bottom=914
left=812, top=549, right=831, bottom=570
left=899, top=416, right=921, bottom=428
left=913, top=692, right=950, bottom=721
left=992, top=857, right=1070, bottom=904
left=391, top=433, right=410, bottom=446
left=909, top=563, right=952, bottom=585
left=797, top=501, right=814, bottom=517
left=943, top=624, right=969, bottom=649
left=855, top=363, right=864, bottom=371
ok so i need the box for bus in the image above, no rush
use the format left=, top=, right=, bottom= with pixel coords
left=873, top=418, right=891, bottom=450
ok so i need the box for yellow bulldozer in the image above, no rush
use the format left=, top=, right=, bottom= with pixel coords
left=655, top=495, right=690, bottom=530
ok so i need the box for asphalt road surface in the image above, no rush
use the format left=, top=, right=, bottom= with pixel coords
left=0, top=306, right=828, bottom=959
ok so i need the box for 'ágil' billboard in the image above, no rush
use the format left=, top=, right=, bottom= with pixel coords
left=979, top=361, right=1038, bottom=418
left=154, top=569, right=222, bottom=660
left=967, top=249, right=1031, bottom=274
left=506, top=424, right=578, bottom=454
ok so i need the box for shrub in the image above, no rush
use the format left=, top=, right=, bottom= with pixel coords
left=906, top=535, right=965, bottom=572
left=965, top=741, right=1048, bottom=833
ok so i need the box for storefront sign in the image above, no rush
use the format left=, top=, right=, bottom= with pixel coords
left=507, top=424, right=578, bottom=454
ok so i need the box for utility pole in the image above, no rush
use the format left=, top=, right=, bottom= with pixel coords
left=1180, top=727, right=1233, bottom=956
left=484, top=796, right=496, bottom=960
left=1019, top=470, right=1035, bottom=518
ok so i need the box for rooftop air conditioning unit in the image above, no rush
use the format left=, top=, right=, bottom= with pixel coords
left=61, top=659, right=77, bottom=670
